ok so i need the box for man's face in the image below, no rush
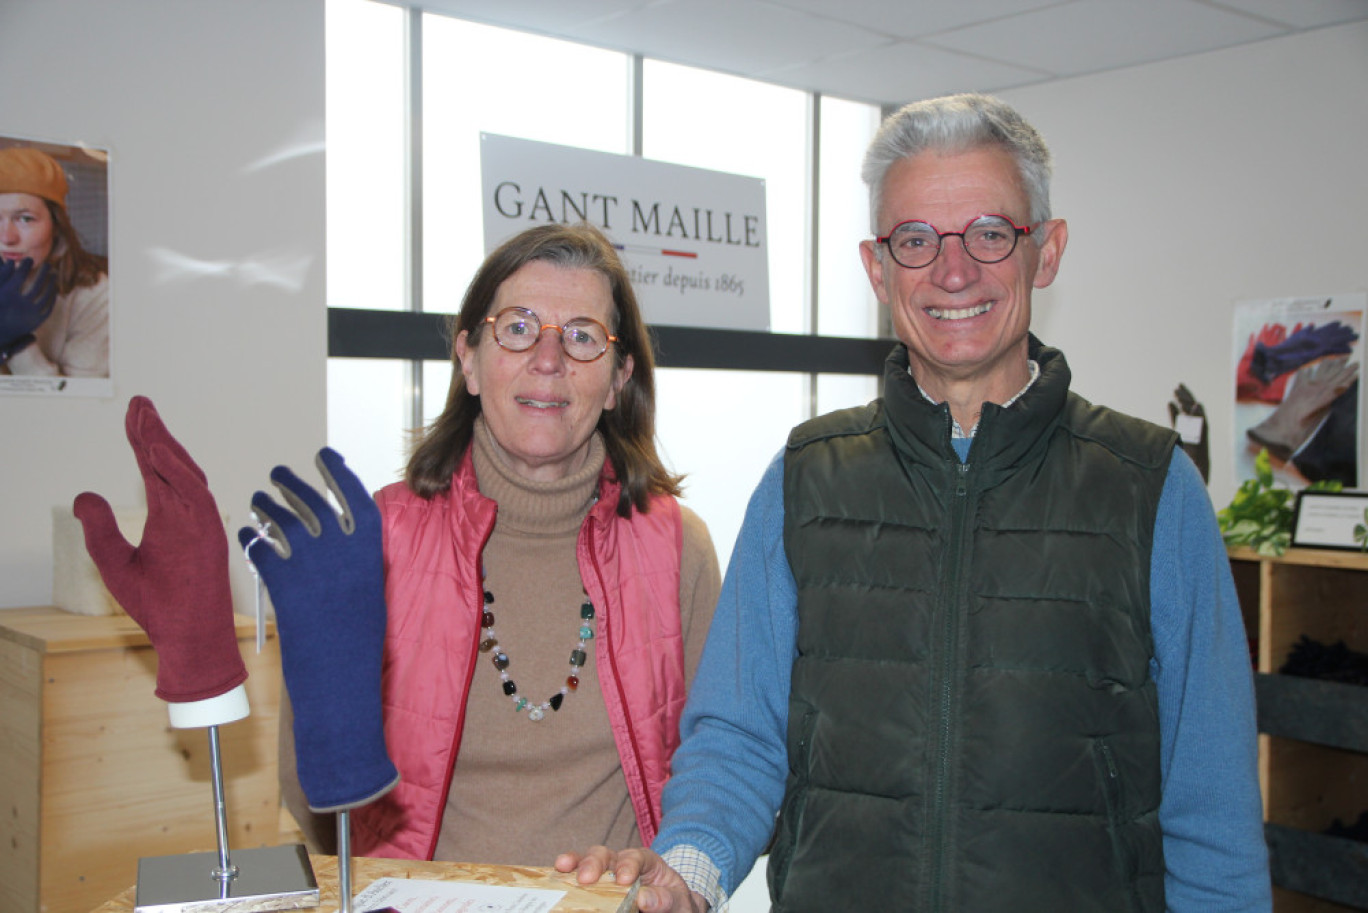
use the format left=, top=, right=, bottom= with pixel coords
left=859, top=146, right=1067, bottom=398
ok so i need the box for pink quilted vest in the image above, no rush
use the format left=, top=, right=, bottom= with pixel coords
left=350, top=449, right=685, bottom=859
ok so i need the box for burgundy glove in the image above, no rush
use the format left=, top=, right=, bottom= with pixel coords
left=73, top=396, right=248, bottom=703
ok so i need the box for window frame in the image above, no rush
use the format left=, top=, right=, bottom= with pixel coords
left=326, top=5, right=891, bottom=398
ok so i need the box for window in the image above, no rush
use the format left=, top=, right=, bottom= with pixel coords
left=326, top=0, right=885, bottom=563
left=420, top=16, right=633, bottom=313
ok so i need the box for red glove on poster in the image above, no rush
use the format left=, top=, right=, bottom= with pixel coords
left=73, top=396, right=248, bottom=704
left=1236, top=322, right=1296, bottom=403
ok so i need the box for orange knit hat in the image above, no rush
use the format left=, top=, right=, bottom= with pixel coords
left=0, top=147, right=69, bottom=208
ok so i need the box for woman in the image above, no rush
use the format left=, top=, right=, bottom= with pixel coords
left=0, top=145, right=109, bottom=377
left=281, top=222, right=721, bottom=865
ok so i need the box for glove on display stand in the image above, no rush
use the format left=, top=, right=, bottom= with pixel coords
left=74, top=396, right=318, bottom=913
left=241, top=447, right=400, bottom=913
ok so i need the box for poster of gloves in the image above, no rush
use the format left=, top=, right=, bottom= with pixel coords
left=0, top=135, right=111, bottom=397
left=1233, top=293, right=1365, bottom=489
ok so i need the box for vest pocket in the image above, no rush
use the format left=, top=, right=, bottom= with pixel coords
left=1093, top=736, right=1143, bottom=913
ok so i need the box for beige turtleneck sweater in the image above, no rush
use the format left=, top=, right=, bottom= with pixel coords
left=280, top=418, right=720, bottom=864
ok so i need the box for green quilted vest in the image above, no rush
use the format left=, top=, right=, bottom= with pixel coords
left=770, top=340, right=1177, bottom=913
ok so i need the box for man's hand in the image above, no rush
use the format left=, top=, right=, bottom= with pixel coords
left=555, top=847, right=707, bottom=913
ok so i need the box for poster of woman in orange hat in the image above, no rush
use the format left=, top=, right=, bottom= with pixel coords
left=0, top=136, right=110, bottom=395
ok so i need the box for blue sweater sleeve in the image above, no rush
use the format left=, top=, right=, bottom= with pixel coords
left=1152, top=449, right=1272, bottom=912
left=653, top=451, right=794, bottom=893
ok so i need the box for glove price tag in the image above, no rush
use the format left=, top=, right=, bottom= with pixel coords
left=1174, top=413, right=1204, bottom=445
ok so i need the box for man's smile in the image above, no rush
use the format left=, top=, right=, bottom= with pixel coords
left=926, top=302, right=994, bottom=321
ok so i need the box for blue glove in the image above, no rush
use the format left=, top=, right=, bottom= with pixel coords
left=1251, top=321, right=1359, bottom=383
left=238, top=447, right=398, bottom=813
left=0, top=257, right=57, bottom=364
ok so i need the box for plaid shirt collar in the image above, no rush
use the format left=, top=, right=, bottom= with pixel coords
left=914, top=359, right=1040, bottom=440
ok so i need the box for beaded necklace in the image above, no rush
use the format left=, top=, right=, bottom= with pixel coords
left=479, top=585, right=596, bottom=722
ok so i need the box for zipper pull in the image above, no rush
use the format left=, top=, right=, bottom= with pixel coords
left=956, top=461, right=970, bottom=496
left=1101, top=741, right=1119, bottom=778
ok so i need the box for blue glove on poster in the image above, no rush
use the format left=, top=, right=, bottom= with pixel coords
left=0, top=257, right=57, bottom=364
left=1250, top=321, right=1358, bottom=384
left=239, top=448, right=398, bottom=813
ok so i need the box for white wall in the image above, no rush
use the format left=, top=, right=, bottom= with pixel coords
left=1003, top=21, right=1368, bottom=508
left=1, top=0, right=326, bottom=610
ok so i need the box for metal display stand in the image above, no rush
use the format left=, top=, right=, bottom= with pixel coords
left=336, top=810, right=354, bottom=913
left=133, top=725, right=318, bottom=913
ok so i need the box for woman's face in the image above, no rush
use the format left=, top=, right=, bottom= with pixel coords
left=0, top=193, right=55, bottom=264
left=456, top=260, right=634, bottom=482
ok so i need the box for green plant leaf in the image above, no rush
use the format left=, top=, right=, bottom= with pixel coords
left=1219, top=449, right=1308, bottom=556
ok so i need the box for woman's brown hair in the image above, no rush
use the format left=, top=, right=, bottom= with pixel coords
left=46, top=200, right=107, bottom=295
left=405, top=222, right=681, bottom=516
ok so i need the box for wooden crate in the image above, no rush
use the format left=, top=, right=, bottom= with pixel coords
left=0, top=607, right=281, bottom=913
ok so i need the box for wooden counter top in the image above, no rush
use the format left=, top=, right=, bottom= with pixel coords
left=88, top=854, right=637, bottom=913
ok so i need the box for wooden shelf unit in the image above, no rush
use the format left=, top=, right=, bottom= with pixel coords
left=1228, top=547, right=1368, bottom=913
left=0, top=607, right=282, bottom=913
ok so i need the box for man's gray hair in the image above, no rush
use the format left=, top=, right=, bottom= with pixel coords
left=862, top=93, right=1053, bottom=231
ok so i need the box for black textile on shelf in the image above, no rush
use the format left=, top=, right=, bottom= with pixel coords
left=1279, top=635, right=1368, bottom=687
left=1325, top=810, right=1368, bottom=844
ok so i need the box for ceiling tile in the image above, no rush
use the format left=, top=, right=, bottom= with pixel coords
left=557, top=0, right=890, bottom=77
left=1204, top=0, right=1368, bottom=29
left=769, top=40, right=1051, bottom=105
left=766, top=0, right=1070, bottom=40
left=923, top=0, right=1289, bottom=76
left=379, top=0, right=1368, bottom=110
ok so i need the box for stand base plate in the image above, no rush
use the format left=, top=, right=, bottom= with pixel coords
left=135, top=844, right=319, bottom=913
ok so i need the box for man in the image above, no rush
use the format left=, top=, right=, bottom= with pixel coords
left=558, top=93, right=1271, bottom=912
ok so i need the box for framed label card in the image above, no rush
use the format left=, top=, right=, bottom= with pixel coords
left=1291, top=490, right=1368, bottom=551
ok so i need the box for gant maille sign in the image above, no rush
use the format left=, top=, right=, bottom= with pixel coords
left=481, top=133, right=770, bottom=331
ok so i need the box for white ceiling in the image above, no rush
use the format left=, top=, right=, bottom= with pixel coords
left=389, top=0, right=1368, bottom=107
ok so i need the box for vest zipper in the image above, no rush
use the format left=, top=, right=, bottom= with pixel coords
left=929, top=459, right=972, bottom=912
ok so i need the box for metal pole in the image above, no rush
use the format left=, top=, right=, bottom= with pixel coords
left=207, top=725, right=239, bottom=881
left=337, top=809, right=352, bottom=913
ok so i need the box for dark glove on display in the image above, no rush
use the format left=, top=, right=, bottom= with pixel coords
left=1246, top=355, right=1360, bottom=462
left=72, top=396, right=249, bottom=703
left=1291, top=380, right=1359, bottom=487
left=1236, top=323, right=1292, bottom=403
left=238, top=447, right=398, bottom=813
left=1167, top=382, right=1209, bottom=484
left=1250, top=321, right=1359, bottom=384
left=0, top=257, right=57, bottom=365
